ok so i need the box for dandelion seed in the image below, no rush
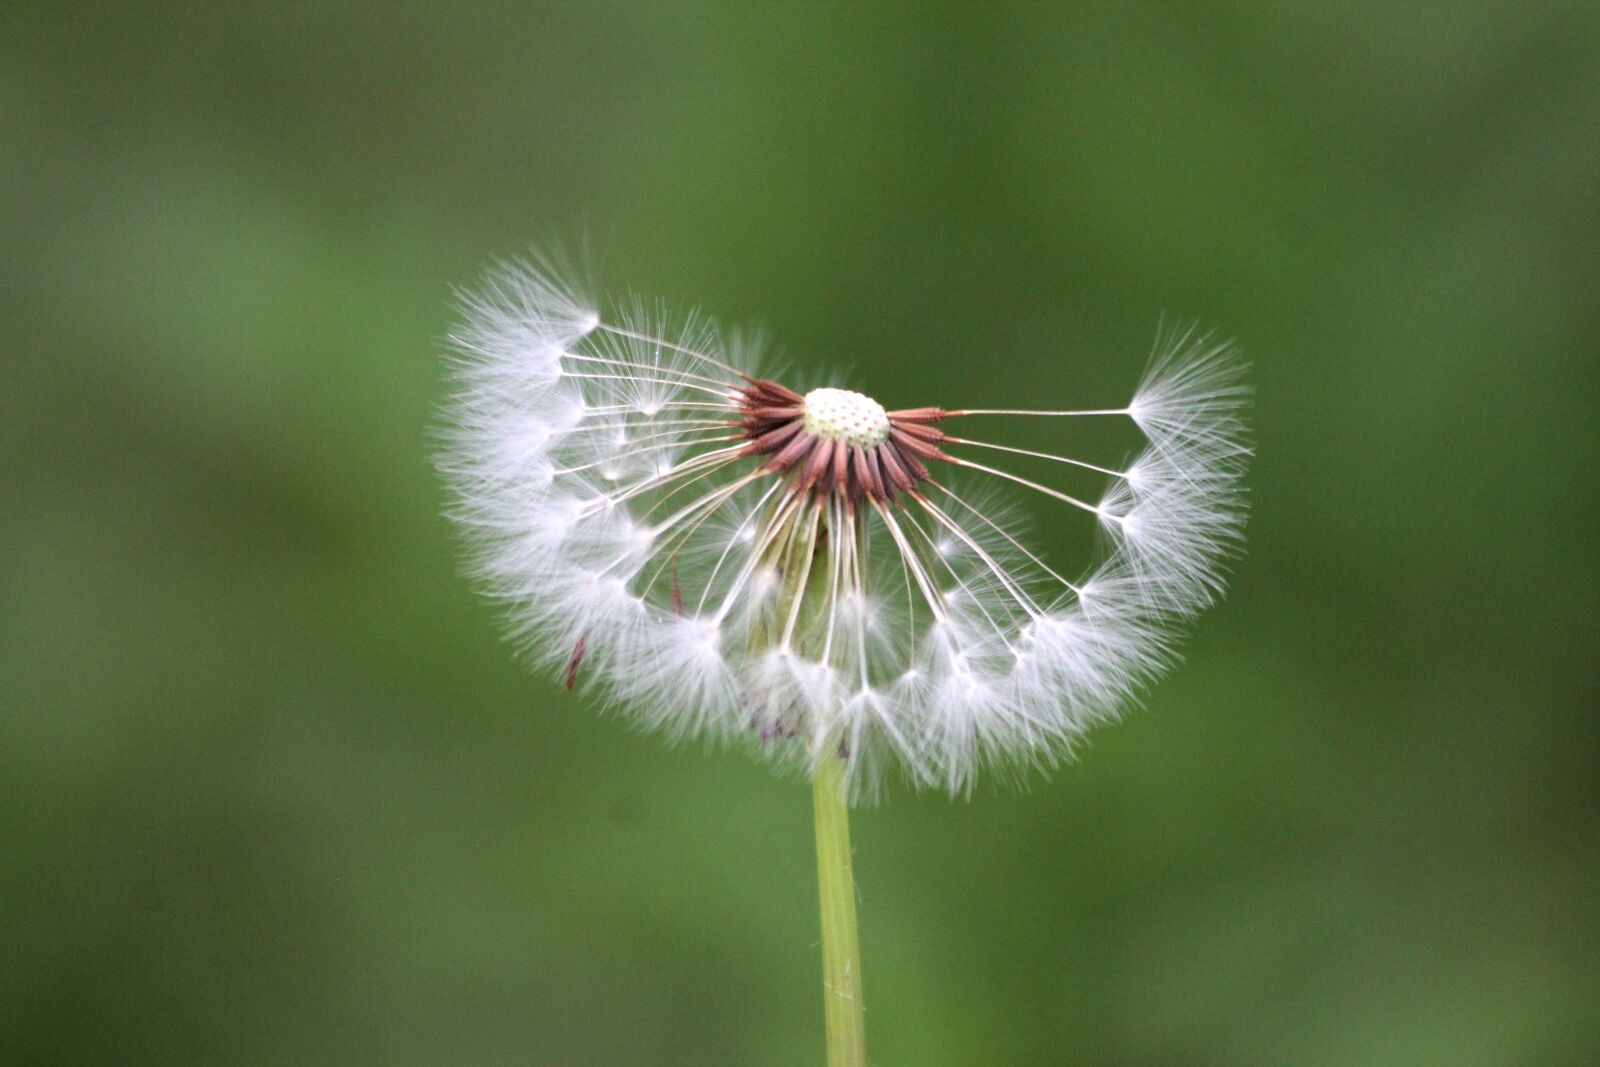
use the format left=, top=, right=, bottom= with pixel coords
left=439, top=255, right=1250, bottom=802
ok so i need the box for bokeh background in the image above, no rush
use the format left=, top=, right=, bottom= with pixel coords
left=4, top=4, right=1597, bottom=1064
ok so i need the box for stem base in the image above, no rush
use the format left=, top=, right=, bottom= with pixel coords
left=812, top=752, right=866, bottom=1066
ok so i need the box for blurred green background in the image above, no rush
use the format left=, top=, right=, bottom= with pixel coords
left=4, top=3, right=1597, bottom=1064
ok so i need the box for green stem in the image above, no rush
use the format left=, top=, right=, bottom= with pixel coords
left=764, top=500, right=867, bottom=1063
left=813, top=749, right=866, bottom=1066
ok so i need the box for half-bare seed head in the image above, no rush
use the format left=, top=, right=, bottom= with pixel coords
left=440, top=254, right=1250, bottom=800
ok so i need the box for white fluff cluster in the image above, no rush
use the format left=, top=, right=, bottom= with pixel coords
left=439, top=256, right=1250, bottom=800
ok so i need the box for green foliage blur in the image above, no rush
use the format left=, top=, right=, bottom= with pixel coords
left=4, top=4, right=1596, bottom=1064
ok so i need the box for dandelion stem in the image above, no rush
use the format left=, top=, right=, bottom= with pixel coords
left=812, top=748, right=867, bottom=1067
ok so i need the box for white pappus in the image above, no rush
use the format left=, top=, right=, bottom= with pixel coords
left=438, top=254, right=1250, bottom=801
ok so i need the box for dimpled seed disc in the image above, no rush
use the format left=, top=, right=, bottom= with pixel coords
left=803, top=387, right=892, bottom=448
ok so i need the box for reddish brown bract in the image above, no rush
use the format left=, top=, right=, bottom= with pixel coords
left=735, top=377, right=949, bottom=503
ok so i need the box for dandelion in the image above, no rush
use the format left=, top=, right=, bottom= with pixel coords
left=438, top=253, right=1249, bottom=1066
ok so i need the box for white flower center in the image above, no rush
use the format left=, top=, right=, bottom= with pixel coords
left=802, top=387, right=890, bottom=448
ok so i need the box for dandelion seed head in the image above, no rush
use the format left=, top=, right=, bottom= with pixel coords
left=438, top=253, right=1250, bottom=802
